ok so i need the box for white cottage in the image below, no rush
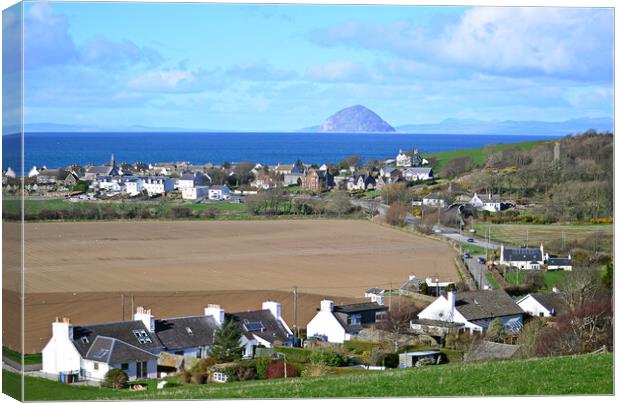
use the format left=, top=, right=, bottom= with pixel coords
left=516, top=292, right=567, bottom=318
left=413, top=290, right=524, bottom=335
left=306, top=300, right=387, bottom=343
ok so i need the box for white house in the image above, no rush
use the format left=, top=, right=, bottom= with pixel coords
left=182, top=186, right=210, bottom=200
left=516, top=292, right=566, bottom=318
left=402, top=167, right=433, bottom=181
left=544, top=253, right=573, bottom=271
left=346, top=174, right=375, bottom=191
left=306, top=300, right=387, bottom=343
left=469, top=193, right=510, bottom=212
left=96, top=176, right=123, bottom=193
left=4, top=167, right=16, bottom=178
left=124, top=178, right=144, bottom=196
left=28, top=166, right=41, bottom=177
left=499, top=244, right=544, bottom=270
left=42, top=316, right=159, bottom=382
left=396, top=149, right=412, bottom=167
left=177, top=172, right=210, bottom=190
left=143, top=177, right=174, bottom=196
left=422, top=193, right=446, bottom=208
left=413, top=290, right=524, bottom=335
left=209, top=185, right=231, bottom=200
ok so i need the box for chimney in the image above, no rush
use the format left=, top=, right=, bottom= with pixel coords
left=408, top=275, right=417, bottom=281
left=447, top=291, right=456, bottom=319
left=320, top=300, right=334, bottom=312
left=52, top=317, right=73, bottom=340
left=134, top=306, right=155, bottom=332
left=262, top=301, right=281, bottom=320
left=205, top=304, right=225, bottom=326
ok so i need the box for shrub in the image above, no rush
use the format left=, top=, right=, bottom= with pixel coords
left=236, top=366, right=257, bottom=382
left=301, top=364, right=332, bottom=377
left=384, top=353, right=399, bottom=368
left=309, top=348, right=345, bottom=367
left=265, top=361, right=298, bottom=379
left=101, top=368, right=128, bottom=389
left=255, top=356, right=271, bottom=379
left=365, top=348, right=386, bottom=366
left=178, top=369, right=192, bottom=384
left=191, top=371, right=207, bottom=384
left=192, top=357, right=217, bottom=373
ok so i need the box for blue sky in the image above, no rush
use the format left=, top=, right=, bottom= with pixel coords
left=15, top=2, right=615, bottom=131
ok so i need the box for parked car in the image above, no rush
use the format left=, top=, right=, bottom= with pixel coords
left=477, top=257, right=486, bottom=264
left=468, top=228, right=476, bottom=233
left=463, top=252, right=471, bottom=259
left=467, top=238, right=475, bottom=243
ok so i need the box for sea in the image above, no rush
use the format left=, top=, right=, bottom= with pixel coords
left=2, top=132, right=562, bottom=171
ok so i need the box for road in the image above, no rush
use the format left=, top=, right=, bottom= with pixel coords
left=435, top=226, right=500, bottom=250
left=462, top=254, right=491, bottom=289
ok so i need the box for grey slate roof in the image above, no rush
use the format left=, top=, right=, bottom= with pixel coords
left=155, top=316, right=220, bottom=351
left=227, top=309, right=292, bottom=345
left=333, top=312, right=363, bottom=334
left=546, top=257, right=572, bottom=266
left=528, top=293, right=568, bottom=315
left=464, top=341, right=521, bottom=362
left=85, top=336, right=157, bottom=364
left=72, top=320, right=164, bottom=358
left=503, top=247, right=542, bottom=262
left=333, top=302, right=387, bottom=314
left=411, top=318, right=464, bottom=328
left=455, top=290, right=524, bottom=321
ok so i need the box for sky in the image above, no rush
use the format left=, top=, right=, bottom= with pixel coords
left=8, top=2, right=616, bottom=131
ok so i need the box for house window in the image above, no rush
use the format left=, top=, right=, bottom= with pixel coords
left=121, top=363, right=129, bottom=371
left=93, top=363, right=99, bottom=370
left=136, top=361, right=148, bottom=378
left=212, top=372, right=228, bottom=383
left=132, top=329, right=152, bottom=344
left=80, top=336, right=89, bottom=344
left=348, top=314, right=362, bottom=325
left=375, top=312, right=388, bottom=322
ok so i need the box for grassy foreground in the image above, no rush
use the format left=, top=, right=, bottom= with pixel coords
left=2, top=353, right=612, bottom=400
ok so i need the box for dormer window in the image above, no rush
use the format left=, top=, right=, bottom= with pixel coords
left=80, top=336, right=89, bottom=344
left=186, top=327, right=193, bottom=335
left=132, top=329, right=152, bottom=344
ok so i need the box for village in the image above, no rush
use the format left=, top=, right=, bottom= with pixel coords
left=2, top=137, right=613, bottom=395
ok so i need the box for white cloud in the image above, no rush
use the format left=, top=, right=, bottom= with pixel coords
left=305, top=60, right=371, bottom=82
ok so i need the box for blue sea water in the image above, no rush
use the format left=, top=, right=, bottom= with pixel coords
left=2, top=132, right=562, bottom=171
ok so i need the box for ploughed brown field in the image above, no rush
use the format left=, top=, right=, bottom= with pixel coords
left=5, top=220, right=458, bottom=353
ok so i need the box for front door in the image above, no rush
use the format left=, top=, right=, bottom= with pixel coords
left=136, top=361, right=148, bottom=378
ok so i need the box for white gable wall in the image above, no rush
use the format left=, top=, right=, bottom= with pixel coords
left=517, top=295, right=553, bottom=317
left=306, top=310, right=347, bottom=343
left=42, top=334, right=81, bottom=375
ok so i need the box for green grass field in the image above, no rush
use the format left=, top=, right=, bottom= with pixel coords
left=503, top=270, right=567, bottom=290
left=427, top=140, right=542, bottom=171
left=2, top=347, right=42, bottom=365
left=471, top=222, right=613, bottom=249
left=2, top=353, right=612, bottom=400
left=486, top=272, right=501, bottom=289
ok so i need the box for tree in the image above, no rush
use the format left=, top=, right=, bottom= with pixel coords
left=516, top=318, right=545, bottom=358
left=385, top=203, right=409, bottom=227
left=440, top=157, right=473, bottom=179
left=557, top=267, right=603, bottom=311
left=102, top=368, right=129, bottom=389
left=327, top=191, right=353, bottom=217
left=486, top=318, right=505, bottom=342
left=210, top=320, right=243, bottom=363
left=338, top=155, right=362, bottom=171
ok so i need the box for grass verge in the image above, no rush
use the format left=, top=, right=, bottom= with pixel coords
left=4, top=353, right=612, bottom=400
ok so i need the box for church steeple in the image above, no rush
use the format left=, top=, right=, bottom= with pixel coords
left=110, top=154, right=116, bottom=168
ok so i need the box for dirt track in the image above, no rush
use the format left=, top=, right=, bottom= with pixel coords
left=6, top=219, right=458, bottom=353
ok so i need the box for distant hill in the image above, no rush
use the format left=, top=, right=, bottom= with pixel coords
left=318, top=105, right=396, bottom=133
left=396, top=117, right=613, bottom=136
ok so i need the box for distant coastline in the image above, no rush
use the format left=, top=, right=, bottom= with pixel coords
left=2, top=132, right=564, bottom=170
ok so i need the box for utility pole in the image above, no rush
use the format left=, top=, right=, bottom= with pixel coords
left=131, top=295, right=135, bottom=317
left=293, top=286, right=298, bottom=338
left=388, top=282, right=392, bottom=312
left=121, top=294, right=125, bottom=321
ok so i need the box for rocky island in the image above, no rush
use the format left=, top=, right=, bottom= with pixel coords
left=319, top=105, right=396, bottom=133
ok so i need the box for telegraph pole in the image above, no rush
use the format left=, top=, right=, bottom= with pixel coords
left=121, top=294, right=125, bottom=321
left=131, top=295, right=135, bottom=317
left=293, top=286, right=299, bottom=338
left=388, top=282, right=392, bottom=312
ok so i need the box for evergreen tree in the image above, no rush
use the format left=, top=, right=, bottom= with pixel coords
left=210, top=320, right=243, bottom=363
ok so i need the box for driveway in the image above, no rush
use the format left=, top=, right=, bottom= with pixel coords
left=462, top=255, right=491, bottom=289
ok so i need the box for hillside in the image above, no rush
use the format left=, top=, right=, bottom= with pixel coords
left=3, top=353, right=612, bottom=400
left=319, top=105, right=395, bottom=133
